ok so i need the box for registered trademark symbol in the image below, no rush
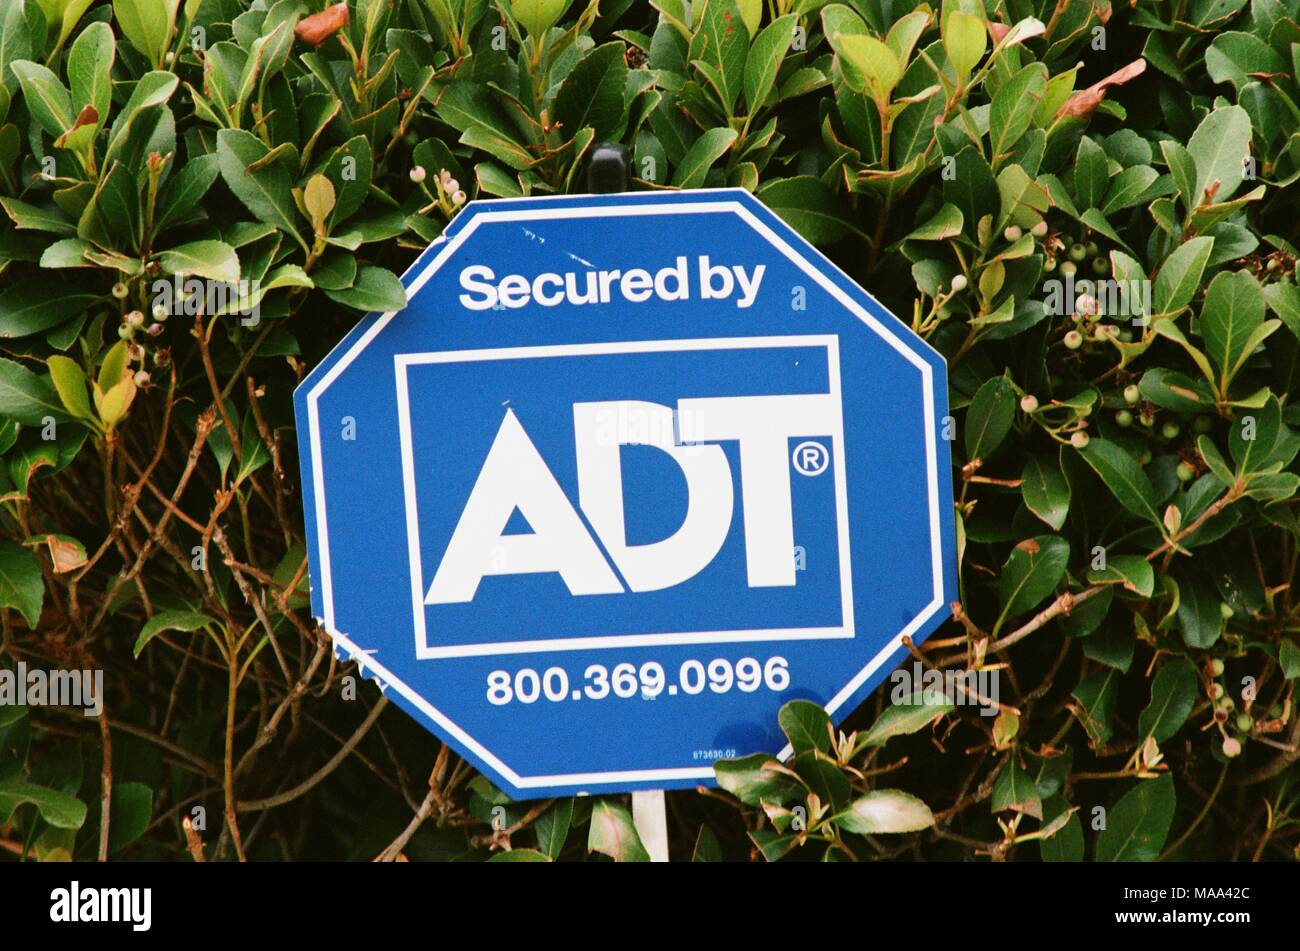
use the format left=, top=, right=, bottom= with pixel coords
left=792, top=441, right=830, bottom=476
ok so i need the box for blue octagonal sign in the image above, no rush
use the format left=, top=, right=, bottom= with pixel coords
left=295, top=188, right=956, bottom=799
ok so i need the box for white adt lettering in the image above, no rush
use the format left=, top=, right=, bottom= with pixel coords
left=425, top=394, right=840, bottom=602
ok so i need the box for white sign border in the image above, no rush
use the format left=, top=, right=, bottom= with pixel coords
left=304, top=194, right=948, bottom=791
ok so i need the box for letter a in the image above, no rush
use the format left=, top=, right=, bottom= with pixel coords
left=425, top=410, right=623, bottom=603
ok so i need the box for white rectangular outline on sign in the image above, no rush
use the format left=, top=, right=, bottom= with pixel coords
left=395, top=335, right=854, bottom=660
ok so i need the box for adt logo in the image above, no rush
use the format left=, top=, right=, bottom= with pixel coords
left=396, top=336, right=853, bottom=659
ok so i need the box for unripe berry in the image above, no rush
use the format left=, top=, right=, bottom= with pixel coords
left=112, top=282, right=129, bottom=300
left=1219, top=695, right=1235, bottom=712
left=1070, top=243, right=1088, bottom=262
left=1020, top=394, right=1039, bottom=413
left=147, top=322, right=164, bottom=336
left=1116, top=409, right=1133, bottom=427
left=1176, top=462, right=1195, bottom=482
left=1059, top=260, right=1077, bottom=277
left=153, top=303, right=169, bottom=321
left=1235, top=713, right=1253, bottom=732
left=1070, top=430, right=1090, bottom=449
left=1219, top=601, right=1234, bottom=619
left=118, top=323, right=133, bottom=340
left=1210, top=682, right=1225, bottom=700
left=1209, top=658, right=1225, bottom=677
left=1004, top=225, right=1022, bottom=241
left=1076, top=293, right=1099, bottom=316
left=1091, top=256, right=1108, bottom=275
left=1031, top=221, right=1048, bottom=238
left=1085, top=241, right=1099, bottom=257
left=949, top=274, right=968, bottom=292
left=1044, top=256, right=1057, bottom=273
left=452, top=190, right=467, bottom=206
left=125, top=309, right=144, bottom=327
left=1123, top=384, right=1140, bottom=405
left=1222, top=737, right=1242, bottom=757
left=1064, top=329, right=1083, bottom=349
left=133, top=370, right=150, bottom=387
left=445, top=178, right=460, bottom=193
left=1162, top=421, right=1180, bottom=440
left=409, top=165, right=426, bottom=183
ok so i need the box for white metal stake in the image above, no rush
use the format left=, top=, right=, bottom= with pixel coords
left=632, top=789, right=669, bottom=862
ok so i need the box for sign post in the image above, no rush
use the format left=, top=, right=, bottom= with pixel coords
left=294, top=162, right=957, bottom=844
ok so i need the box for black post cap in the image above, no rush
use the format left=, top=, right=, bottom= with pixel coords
left=587, top=142, right=630, bottom=195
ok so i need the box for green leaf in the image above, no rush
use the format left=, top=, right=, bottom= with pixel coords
left=1176, top=571, right=1226, bottom=648
left=217, top=128, right=301, bottom=244
left=1186, top=104, right=1252, bottom=205
left=133, top=609, right=217, bottom=657
left=858, top=693, right=954, bottom=749
left=998, top=536, right=1070, bottom=626
left=0, top=277, right=99, bottom=338
left=1280, top=639, right=1300, bottom=680
left=692, top=824, right=722, bottom=861
left=488, top=847, right=550, bottom=861
left=154, top=153, right=220, bottom=234
left=1205, top=31, right=1285, bottom=93
left=0, top=781, right=87, bottom=829
left=1087, top=554, right=1154, bottom=597
left=992, top=761, right=1043, bottom=819
left=0, top=540, right=44, bottom=627
left=1137, top=658, right=1197, bottom=745
left=156, top=240, right=241, bottom=284
left=714, top=753, right=803, bottom=806
left=1072, top=669, right=1119, bottom=747
left=688, top=0, right=749, bottom=112
left=108, top=782, right=153, bottom=853
left=831, top=789, right=935, bottom=834
left=587, top=799, right=649, bottom=862
left=1160, top=139, right=1198, bottom=211
left=1095, top=775, right=1176, bottom=861
left=113, top=0, right=179, bottom=67
left=744, top=15, right=796, bottom=111
left=1040, top=794, right=1084, bottom=861
left=989, top=64, right=1047, bottom=163
left=509, top=0, right=572, bottom=39
left=1200, top=270, right=1272, bottom=390
left=907, top=203, right=964, bottom=241
left=671, top=127, right=738, bottom=187
left=943, top=10, right=985, bottom=82
left=554, top=43, right=627, bottom=143
left=323, top=266, right=406, bottom=313
left=838, top=35, right=901, bottom=103
left=1, top=196, right=76, bottom=234
left=67, top=20, right=114, bottom=136
left=534, top=799, right=572, bottom=859
left=10, top=60, right=73, bottom=139
left=1021, top=452, right=1070, bottom=531
left=1073, top=136, right=1109, bottom=210
left=778, top=699, right=831, bottom=754
left=965, top=375, right=1015, bottom=462
left=0, top=357, right=65, bottom=425
left=104, top=71, right=178, bottom=165
left=1078, top=439, right=1164, bottom=529
left=942, top=147, right=998, bottom=235
left=47, top=355, right=92, bottom=421
left=1139, top=367, right=1212, bottom=414
left=754, top=175, right=854, bottom=244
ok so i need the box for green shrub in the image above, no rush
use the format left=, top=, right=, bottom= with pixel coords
left=0, top=0, right=1298, bottom=861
